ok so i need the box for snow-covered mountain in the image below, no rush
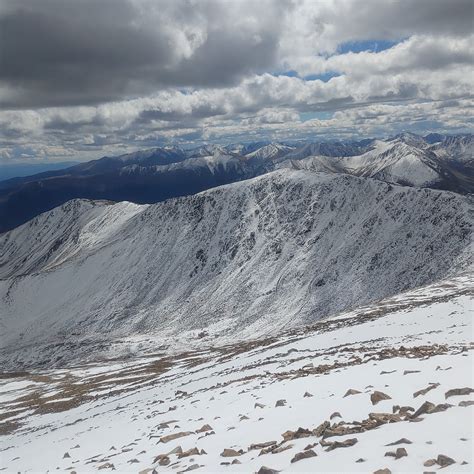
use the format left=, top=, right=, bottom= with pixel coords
left=0, top=133, right=471, bottom=234
left=1, top=169, right=472, bottom=369
left=245, top=143, right=295, bottom=161
left=282, top=135, right=473, bottom=192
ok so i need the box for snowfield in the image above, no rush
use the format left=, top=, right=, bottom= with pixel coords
left=0, top=275, right=472, bottom=473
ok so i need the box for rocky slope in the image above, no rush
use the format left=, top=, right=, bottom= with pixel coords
left=1, top=275, right=472, bottom=473
left=0, top=169, right=472, bottom=369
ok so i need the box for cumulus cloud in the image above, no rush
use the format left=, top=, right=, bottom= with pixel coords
left=0, top=0, right=472, bottom=162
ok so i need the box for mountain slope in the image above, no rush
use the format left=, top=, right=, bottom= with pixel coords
left=1, top=274, right=472, bottom=472
left=283, top=136, right=474, bottom=193
left=1, top=169, right=472, bottom=369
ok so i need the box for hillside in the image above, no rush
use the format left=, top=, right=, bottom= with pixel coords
left=1, top=274, right=472, bottom=472
left=1, top=169, right=472, bottom=370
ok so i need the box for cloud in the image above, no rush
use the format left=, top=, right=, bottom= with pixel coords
left=0, top=0, right=472, bottom=162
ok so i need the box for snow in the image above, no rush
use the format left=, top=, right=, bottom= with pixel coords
left=1, top=277, right=472, bottom=473
left=0, top=169, right=472, bottom=370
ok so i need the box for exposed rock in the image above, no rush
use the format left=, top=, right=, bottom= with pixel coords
left=436, top=454, right=456, bottom=467
left=97, top=463, right=115, bottom=470
left=160, top=431, right=193, bottom=443
left=380, top=370, right=396, bottom=375
left=385, top=438, right=412, bottom=446
left=221, top=448, right=244, bottom=457
left=371, top=391, right=391, bottom=405
left=255, top=403, right=265, bottom=409
left=344, top=389, right=361, bottom=397
left=257, top=467, right=279, bottom=474
left=412, top=401, right=436, bottom=418
left=459, top=400, right=474, bottom=407
left=322, top=437, right=358, bottom=451
left=249, top=441, right=277, bottom=451
left=445, top=387, right=474, bottom=399
left=158, top=456, right=170, bottom=466
left=196, top=424, right=213, bottom=433
left=128, top=459, right=139, bottom=464
left=304, top=443, right=317, bottom=450
left=178, top=448, right=200, bottom=459
left=423, top=459, right=437, bottom=467
left=385, top=447, right=407, bottom=459
left=291, top=449, right=317, bottom=463
left=431, top=403, right=452, bottom=413
left=282, top=427, right=312, bottom=441
left=356, top=458, right=366, bottom=463
left=232, top=459, right=241, bottom=464
left=303, top=392, right=313, bottom=398
left=373, top=469, right=391, bottom=474
left=275, top=399, right=287, bottom=407
left=313, top=421, right=330, bottom=437
left=179, top=464, right=200, bottom=473
left=413, top=383, right=439, bottom=398
left=63, top=453, right=71, bottom=459
left=403, top=370, right=420, bottom=375
left=330, top=412, right=342, bottom=420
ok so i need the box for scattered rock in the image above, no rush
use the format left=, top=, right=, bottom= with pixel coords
left=221, top=448, right=244, bottom=457
left=291, top=449, right=317, bottom=463
left=412, top=401, right=436, bottom=418
left=255, top=403, right=265, bottom=409
left=257, top=467, right=279, bottom=474
left=160, top=431, right=193, bottom=443
left=330, top=412, right=341, bottom=420
left=178, top=448, right=200, bottom=459
left=249, top=441, right=277, bottom=451
left=380, top=370, right=396, bottom=375
left=445, top=387, right=474, bottom=399
left=282, top=427, right=312, bottom=441
left=423, top=459, right=436, bottom=467
left=232, top=459, right=241, bottom=464
left=356, top=458, right=366, bottom=463
left=403, top=370, right=420, bottom=375
left=275, top=399, right=286, bottom=407
left=179, top=464, right=200, bottom=473
left=385, top=438, right=412, bottom=446
left=321, top=437, right=358, bottom=451
left=373, top=469, right=391, bottom=474
left=128, top=459, right=139, bottom=464
left=313, top=421, right=330, bottom=437
left=63, top=453, right=71, bottom=459
left=303, top=392, right=313, bottom=398
left=436, top=454, right=455, bottom=467
left=344, top=389, right=361, bottom=397
left=196, top=424, right=213, bottom=433
left=413, top=383, right=439, bottom=398
left=158, top=456, right=170, bottom=466
left=371, top=391, right=391, bottom=405
left=97, top=463, right=115, bottom=470
left=385, top=447, right=407, bottom=459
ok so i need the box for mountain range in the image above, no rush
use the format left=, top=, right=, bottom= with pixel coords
left=1, top=168, right=472, bottom=369
left=0, top=132, right=472, bottom=234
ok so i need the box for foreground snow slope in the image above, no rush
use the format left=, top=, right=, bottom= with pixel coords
left=1, top=170, right=472, bottom=369
left=1, top=275, right=472, bottom=473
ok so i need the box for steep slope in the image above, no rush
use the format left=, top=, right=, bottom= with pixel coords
left=1, top=169, right=472, bottom=369
left=1, top=275, right=472, bottom=472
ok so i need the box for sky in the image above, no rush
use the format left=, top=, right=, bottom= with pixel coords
left=0, top=0, right=473, bottom=163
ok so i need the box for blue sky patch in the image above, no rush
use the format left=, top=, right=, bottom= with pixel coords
left=337, top=39, right=401, bottom=54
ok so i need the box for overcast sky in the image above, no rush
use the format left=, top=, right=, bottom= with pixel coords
left=0, top=0, right=473, bottom=163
